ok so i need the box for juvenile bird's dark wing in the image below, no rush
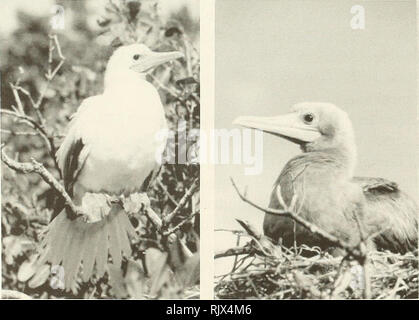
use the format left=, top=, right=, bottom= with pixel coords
left=353, top=176, right=418, bottom=253
left=354, top=177, right=398, bottom=193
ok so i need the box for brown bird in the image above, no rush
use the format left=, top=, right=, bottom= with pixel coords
left=234, top=102, right=418, bottom=253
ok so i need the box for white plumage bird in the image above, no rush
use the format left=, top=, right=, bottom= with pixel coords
left=39, top=44, right=183, bottom=289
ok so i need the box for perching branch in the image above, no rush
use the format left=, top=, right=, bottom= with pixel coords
left=1, top=144, right=80, bottom=218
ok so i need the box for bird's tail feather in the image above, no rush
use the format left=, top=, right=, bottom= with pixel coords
left=38, top=203, right=135, bottom=290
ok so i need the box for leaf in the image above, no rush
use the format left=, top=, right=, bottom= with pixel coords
left=28, top=264, right=50, bottom=289
left=110, top=37, right=123, bottom=48
left=165, top=27, right=182, bottom=37
left=17, top=255, right=38, bottom=282
left=176, top=77, right=198, bottom=86
left=236, top=219, right=261, bottom=239
left=168, top=238, right=186, bottom=271
left=145, top=248, right=171, bottom=297
left=123, top=193, right=147, bottom=214
left=127, top=1, right=141, bottom=21
left=3, top=236, right=34, bottom=265
left=192, top=192, right=200, bottom=213
left=125, top=259, right=146, bottom=299
left=108, top=263, right=128, bottom=298
left=175, top=252, right=200, bottom=288
left=97, top=18, right=111, bottom=27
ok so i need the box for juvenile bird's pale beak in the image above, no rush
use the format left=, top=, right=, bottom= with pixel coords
left=131, top=51, right=184, bottom=73
left=233, top=113, right=321, bottom=144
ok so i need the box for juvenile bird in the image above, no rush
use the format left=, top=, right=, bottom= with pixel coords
left=234, top=102, right=418, bottom=253
left=39, top=44, right=183, bottom=289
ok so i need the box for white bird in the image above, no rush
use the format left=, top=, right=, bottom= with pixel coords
left=39, top=44, right=183, bottom=289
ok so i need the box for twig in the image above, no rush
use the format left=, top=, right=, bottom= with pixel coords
left=148, top=73, right=182, bottom=101
left=232, top=233, right=242, bottom=271
left=215, top=228, right=246, bottom=235
left=1, top=34, right=65, bottom=176
left=215, top=246, right=251, bottom=259
left=1, top=129, right=39, bottom=136
left=353, top=211, right=371, bottom=299
left=157, top=179, right=179, bottom=207
left=163, top=209, right=199, bottom=236
left=1, top=145, right=79, bottom=218
left=0, top=109, right=52, bottom=152
left=140, top=201, right=185, bottom=249
left=163, top=177, right=199, bottom=225
left=230, top=177, right=363, bottom=258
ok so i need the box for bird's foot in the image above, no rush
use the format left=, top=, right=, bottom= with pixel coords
left=122, top=193, right=150, bottom=214
left=105, top=195, right=121, bottom=206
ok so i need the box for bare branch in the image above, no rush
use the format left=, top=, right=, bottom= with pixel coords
left=37, top=34, right=66, bottom=110
left=163, top=209, right=199, bottom=236
left=157, top=179, right=179, bottom=207
left=230, top=177, right=361, bottom=255
left=163, top=177, right=199, bottom=225
left=1, top=129, right=39, bottom=137
left=148, top=73, right=183, bottom=101
left=1, top=34, right=66, bottom=176
left=1, top=145, right=79, bottom=218
left=215, top=246, right=251, bottom=259
left=1, top=109, right=61, bottom=175
left=1, top=109, right=52, bottom=149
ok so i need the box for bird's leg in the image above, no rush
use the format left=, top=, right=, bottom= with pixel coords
left=105, top=194, right=122, bottom=207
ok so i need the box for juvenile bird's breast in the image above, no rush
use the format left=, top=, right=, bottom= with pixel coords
left=76, top=89, right=167, bottom=195
left=264, top=151, right=364, bottom=249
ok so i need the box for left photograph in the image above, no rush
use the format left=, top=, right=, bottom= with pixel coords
left=1, top=0, right=200, bottom=299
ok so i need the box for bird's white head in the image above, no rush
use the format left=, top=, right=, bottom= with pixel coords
left=233, top=102, right=357, bottom=157
left=104, top=43, right=184, bottom=88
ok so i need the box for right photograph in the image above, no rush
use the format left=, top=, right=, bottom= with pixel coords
left=214, top=0, right=418, bottom=299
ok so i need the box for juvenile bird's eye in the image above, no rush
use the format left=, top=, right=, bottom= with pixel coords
left=133, top=54, right=140, bottom=60
left=303, top=113, right=314, bottom=124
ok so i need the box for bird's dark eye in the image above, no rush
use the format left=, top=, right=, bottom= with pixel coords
left=303, top=113, right=314, bottom=124
left=133, top=54, right=140, bottom=60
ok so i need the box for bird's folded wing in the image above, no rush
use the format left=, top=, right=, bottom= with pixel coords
left=51, top=99, right=94, bottom=220
left=56, top=99, right=93, bottom=193
left=353, top=176, right=418, bottom=253
left=353, top=176, right=398, bottom=194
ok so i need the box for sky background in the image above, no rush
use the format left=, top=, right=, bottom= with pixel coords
left=215, top=0, right=417, bottom=276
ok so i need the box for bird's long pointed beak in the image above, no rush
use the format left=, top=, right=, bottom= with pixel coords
left=233, top=113, right=321, bottom=144
left=131, top=51, right=184, bottom=73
